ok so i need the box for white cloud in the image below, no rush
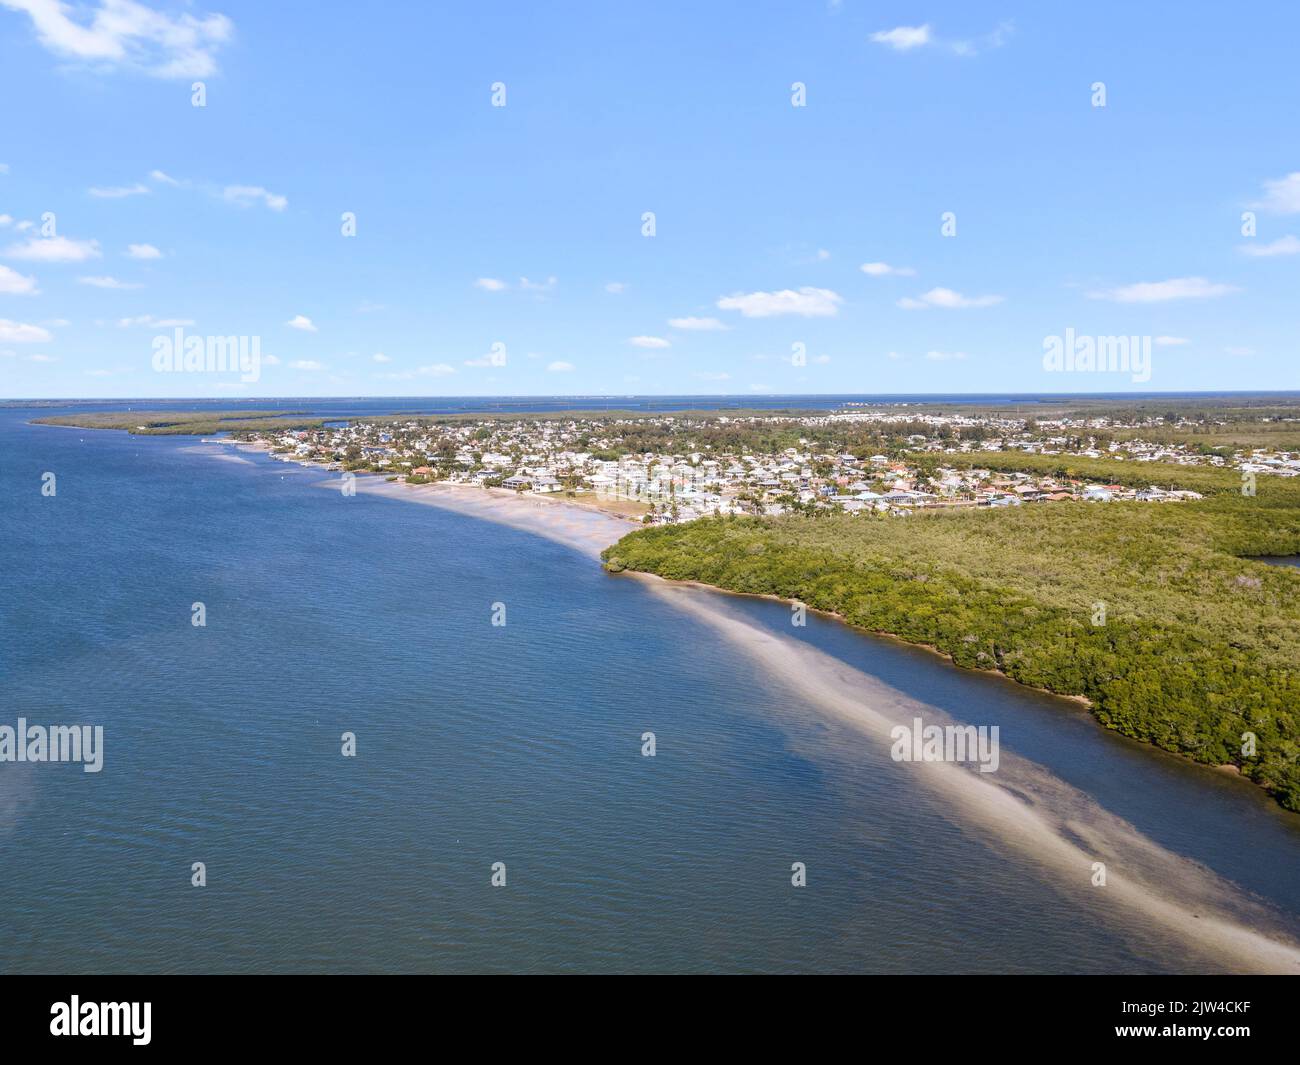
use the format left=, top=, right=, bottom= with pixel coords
left=925, top=350, right=967, bottom=361
left=79, top=274, right=141, bottom=289
left=371, top=353, right=390, bottom=363
left=749, top=383, right=773, bottom=393
left=628, top=335, right=671, bottom=349
left=1240, top=235, right=1300, bottom=257
left=897, top=287, right=1003, bottom=309
left=0, top=318, right=52, bottom=342
left=0, top=0, right=234, bottom=78
left=285, top=314, right=317, bottom=332
left=668, top=316, right=729, bottom=331
left=0, top=215, right=11, bottom=226
left=1154, top=336, right=1189, bottom=346
left=117, top=314, right=193, bottom=327
left=604, top=281, right=627, bottom=294
left=1088, top=277, right=1238, bottom=303
left=291, top=359, right=323, bottom=371
left=223, top=185, right=287, bottom=211
left=474, top=277, right=507, bottom=291
left=25, top=352, right=56, bottom=362
left=694, top=371, right=731, bottom=381
left=716, top=286, right=843, bottom=318
left=4, top=235, right=102, bottom=261
left=1250, top=172, right=1300, bottom=215
left=813, top=354, right=831, bottom=364
left=870, top=24, right=931, bottom=50
left=860, top=261, right=915, bottom=277
left=870, top=20, right=1012, bottom=57
left=546, top=360, right=575, bottom=372
left=89, top=182, right=149, bottom=198
left=149, top=169, right=179, bottom=185
left=519, top=275, right=557, bottom=292
left=126, top=242, right=162, bottom=259
left=0, top=264, right=39, bottom=294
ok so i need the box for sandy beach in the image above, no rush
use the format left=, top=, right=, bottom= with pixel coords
left=225, top=439, right=640, bottom=557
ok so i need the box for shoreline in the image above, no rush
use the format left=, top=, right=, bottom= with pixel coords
left=239, top=436, right=1284, bottom=811
left=231, top=437, right=1275, bottom=791
left=229, top=439, right=648, bottom=531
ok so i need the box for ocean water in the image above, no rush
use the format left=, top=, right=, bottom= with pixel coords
left=2, top=405, right=1298, bottom=974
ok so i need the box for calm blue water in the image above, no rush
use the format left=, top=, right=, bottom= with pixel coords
left=7, top=391, right=1300, bottom=416
left=2, top=404, right=1298, bottom=974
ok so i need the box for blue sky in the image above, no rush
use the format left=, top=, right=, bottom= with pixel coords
left=1, top=0, right=1297, bottom=399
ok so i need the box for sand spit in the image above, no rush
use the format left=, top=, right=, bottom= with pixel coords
left=296, top=462, right=1299, bottom=972
left=640, top=577, right=1300, bottom=974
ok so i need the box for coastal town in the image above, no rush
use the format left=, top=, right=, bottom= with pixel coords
left=236, top=406, right=1300, bottom=524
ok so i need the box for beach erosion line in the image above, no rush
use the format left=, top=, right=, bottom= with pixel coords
left=319, top=468, right=1300, bottom=973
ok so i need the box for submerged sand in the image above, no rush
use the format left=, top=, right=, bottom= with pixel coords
left=301, top=463, right=1300, bottom=972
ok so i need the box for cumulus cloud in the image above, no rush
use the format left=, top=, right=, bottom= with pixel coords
left=604, top=281, right=627, bottom=294
left=546, top=360, right=575, bottom=372
left=870, top=24, right=931, bottom=50
left=871, top=20, right=1012, bottom=56
left=89, top=182, right=149, bottom=198
left=290, top=359, right=322, bottom=371
left=0, top=264, right=39, bottom=294
left=628, top=335, right=671, bottom=349
left=1240, top=235, right=1300, bottom=257
left=0, top=0, right=235, bottom=79
left=860, top=261, right=916, bottom=277
left=117, top=314, right=193, bottom=327
left=125, top=242, right=162, bottom=259
left=1088, top=277, right=1237, bottom=303
left=223, top=185, right=287, bottom=211
left=1250, top=172, right=1300, bottom=215
left=897, top=287, right=1003, bottom=309
left=379, top=363, right=456, bottom=380
left=474, top=277, right=507, bottom=291
left=519, top=275, right=557, bottom=292
left=668, top=316, right=728, bottom=331
left=4, top=235, right=102, bottom=261
left=285, top=314, right=316, bottom=332
left=79, top=275, right=141, bottom=289
left=716, top=286, right=842, bottom=318
left=371, top=353, right=390, bottom=363
left=924, top=350, right=968, bottom=361
left=0, top=318, right=52, bottom=342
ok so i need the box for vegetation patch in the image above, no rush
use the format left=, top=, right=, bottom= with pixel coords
left=604, top=463, right=1300, bottom=811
